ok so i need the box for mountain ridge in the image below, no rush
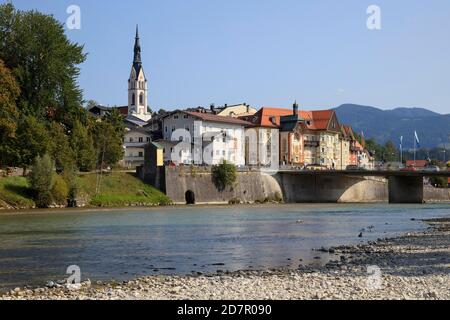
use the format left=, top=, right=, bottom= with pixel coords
left=334, top=104, right=450, bottom=149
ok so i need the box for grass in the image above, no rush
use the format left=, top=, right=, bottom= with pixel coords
left=0, top=176, right=35, bottom=208
left=0, top=172, right=171, bottom=209
left=78, top=172, right=171, bottom=207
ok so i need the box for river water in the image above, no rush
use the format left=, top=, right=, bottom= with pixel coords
left=0, top=203, right=448, bottom=291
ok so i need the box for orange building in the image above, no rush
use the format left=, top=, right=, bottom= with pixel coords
left=241, top=103, right=342, bottom=168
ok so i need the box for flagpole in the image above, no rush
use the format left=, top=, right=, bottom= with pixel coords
left=413, top=132, right=416, bottom=168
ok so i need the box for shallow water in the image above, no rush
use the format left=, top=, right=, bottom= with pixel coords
left=0, top=203, right=448, bottom=291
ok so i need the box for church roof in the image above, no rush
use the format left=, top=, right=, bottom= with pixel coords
left=125, top=114, right=149, bottom=127
left=131, top=25, right=143, bottom=80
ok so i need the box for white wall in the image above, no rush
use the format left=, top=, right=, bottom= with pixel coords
left=162, top=112, right=245, bottom=165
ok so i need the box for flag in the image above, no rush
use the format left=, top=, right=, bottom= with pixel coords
left=414, top=131, right=420, bottom=146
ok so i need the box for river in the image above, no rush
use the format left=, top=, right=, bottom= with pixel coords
left=0, top=203, right=449, bottom=291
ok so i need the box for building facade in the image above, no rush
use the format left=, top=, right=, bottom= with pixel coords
left=160, top=110, right=249, bottom=166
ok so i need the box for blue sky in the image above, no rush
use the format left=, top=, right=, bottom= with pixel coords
left=8, top=0, right=450, bottom=114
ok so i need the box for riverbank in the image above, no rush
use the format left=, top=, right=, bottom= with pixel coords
left=1, top=217, right=448, bottom=300
left=0, top=172, right=171, bottom=209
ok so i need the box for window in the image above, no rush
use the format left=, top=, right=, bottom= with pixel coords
left=165, top=126, right=168, bottom=133
left=139, top=152, right=143, bottom=157
left=139, top=93, right=144, bottom=106
left=139, top=137, right=143, bottom=143
left=131, top=94, right=135, bottom=106
left=146, top=137, right=150, bottom=142
left=130, top=137, right=134, bottom=142
left=174, top=115, right=179, bottom=119
left=172, top=125, right=175, bottom=132
left=183, top=114, right=188, bottom=119
left=185, top=125, right=190, bottom=132
left=222, top=150, right=226, bottom=156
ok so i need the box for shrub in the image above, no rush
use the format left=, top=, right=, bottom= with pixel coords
left=429, top=176, right=448, bottom=188
left=211, top=160, right=237, bottom=192
left=51, top=174, right=69, bottom=205
left=62, top=167, right=80, bottom=207
left=28, top=154, right=55, bottom=208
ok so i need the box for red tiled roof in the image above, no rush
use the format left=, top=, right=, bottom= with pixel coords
left=354, top=141, right=364, bottom=151
left=182, top=111, right=253, bottom=126
left=239, top=107, right=293, bottom=128
left=342, top=125, right=355, bottom=139
left=239, top=107, right=337, bottom=131
left=406, top=160, right=428, bottom=167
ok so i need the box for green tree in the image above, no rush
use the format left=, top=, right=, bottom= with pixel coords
left=211, top=160, right=237, bottom=192
left=28, top=154, right=55, bottom=208
left=11, top=116, right=50, bottom=173
left=0, top=3, right=86, bottom=126
left=70, top=120, right=95, bottom=172
left=62, top=167, right=80, bottom=207
left=0, top=58, right=20, bottom=166
left=92, top=120, right=124, bottom=169
left=48, top=122, right=75, bottom=172
left=51, top=174, right=69, bottom=205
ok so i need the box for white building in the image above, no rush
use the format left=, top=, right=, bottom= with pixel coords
left=159, top=110, right=250, bottom=166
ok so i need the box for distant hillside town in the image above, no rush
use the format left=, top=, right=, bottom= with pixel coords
left=88, top=27, right=373, bottom=171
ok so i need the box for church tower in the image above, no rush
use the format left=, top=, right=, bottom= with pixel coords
left=128, top=25, right=151, bottom=121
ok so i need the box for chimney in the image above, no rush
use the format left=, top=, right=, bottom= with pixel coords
left=293, top=101, right=299, bottom=116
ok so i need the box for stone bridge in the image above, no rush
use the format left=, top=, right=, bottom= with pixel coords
left=277, top=170, right=450, bottom=204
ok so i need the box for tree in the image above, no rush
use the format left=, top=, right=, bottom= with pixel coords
left=28, top=154, right=55, bottom=208
left=51, top=174, right=69, bottom=205
left=0, top=58, right=20, bottom=166
left=62, top=167, right=80, bottom=207
left=11, top=116, right=50, bottom=173
left=92, top=120, right=124, bottom=169
left=0, top=2, right=86, bottom=127
left=211, top=160, right=237, bottom=192
left=48, top=122, right=75, bottom=172
left=70, top=120, right=95, bottom=172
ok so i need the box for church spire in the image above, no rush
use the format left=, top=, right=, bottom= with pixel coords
left=133, top=25, right=142, bottom=69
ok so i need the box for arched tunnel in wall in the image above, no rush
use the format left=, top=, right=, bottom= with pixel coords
left=185, top=190, right=196, bottom=205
